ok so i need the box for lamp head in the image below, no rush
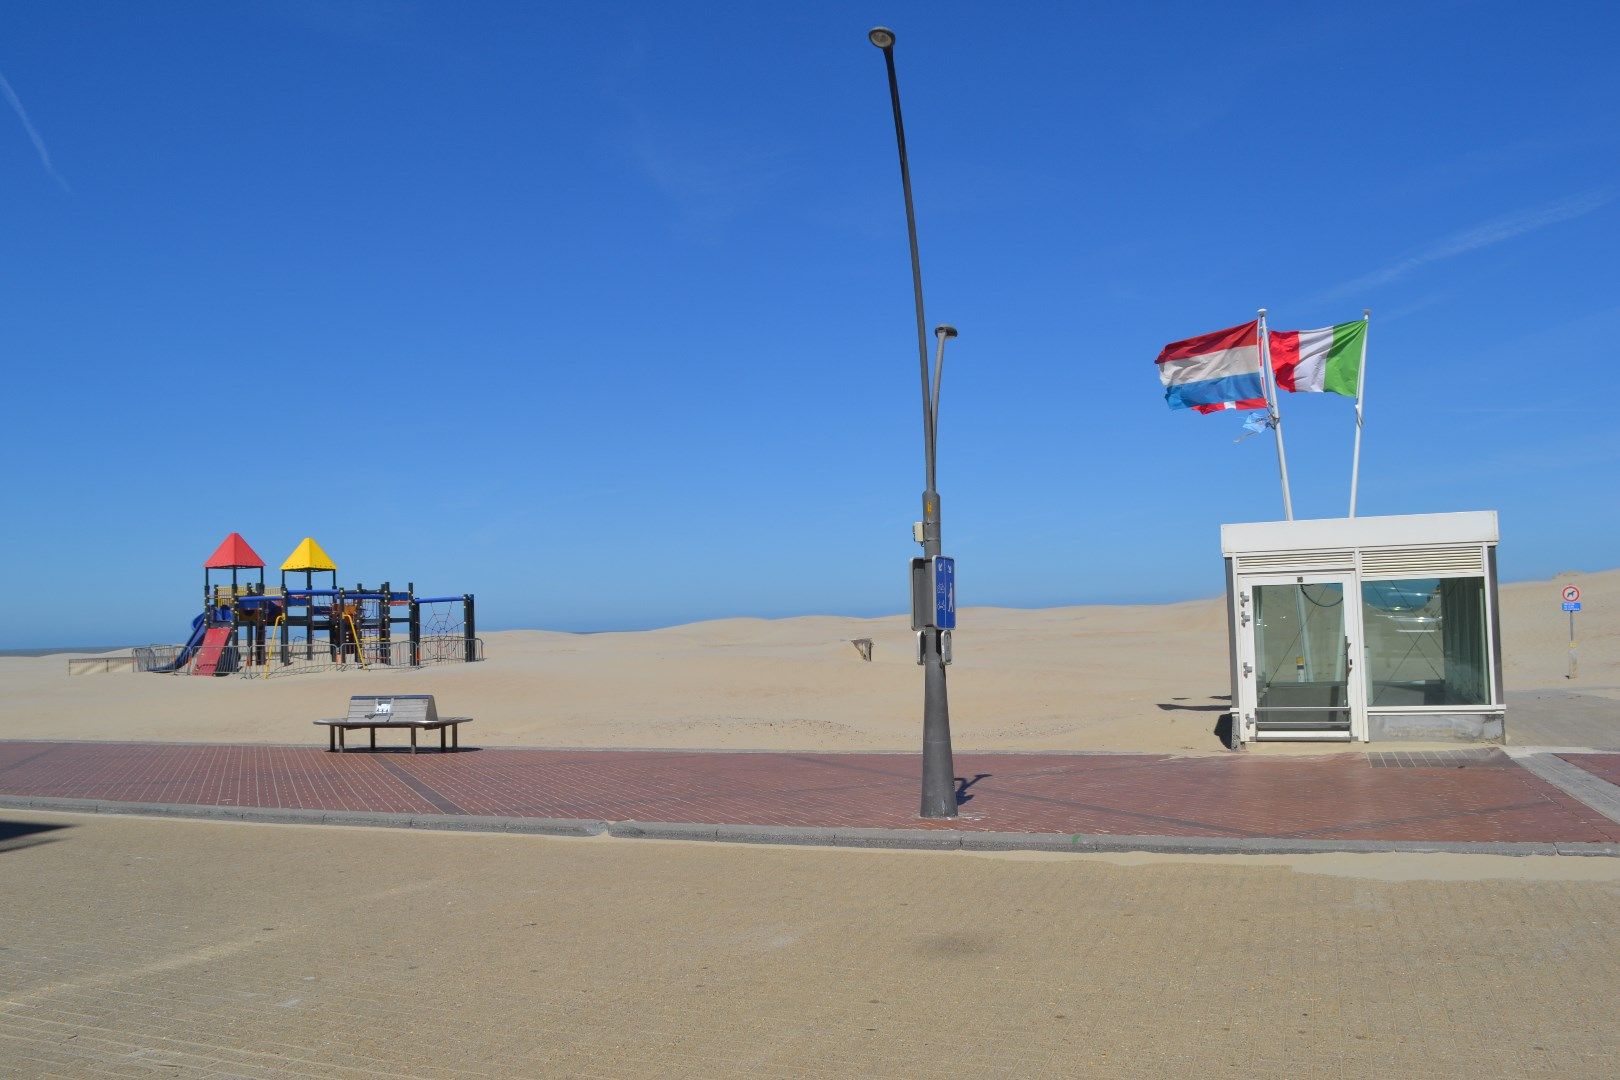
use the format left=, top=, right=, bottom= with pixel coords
left=867, top=26, right=895, bottom=50
left=935, top=324, right=958, bottom=339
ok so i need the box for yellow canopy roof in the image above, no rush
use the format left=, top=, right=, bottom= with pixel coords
left=280, top=536, right=337, bottom=572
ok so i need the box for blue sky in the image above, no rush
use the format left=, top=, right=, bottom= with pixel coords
left=2, top=1, right=1617, bottom=647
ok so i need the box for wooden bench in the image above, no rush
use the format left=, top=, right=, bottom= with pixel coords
left=314, top=695, right=472, bottom=753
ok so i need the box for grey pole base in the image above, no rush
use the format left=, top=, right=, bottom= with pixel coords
left=919, top=632, right=955, bottom=818
left=918, top=485, right=955, bottom=820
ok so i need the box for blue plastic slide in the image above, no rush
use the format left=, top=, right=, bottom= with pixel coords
left=152, top=613, right=209, bottom=673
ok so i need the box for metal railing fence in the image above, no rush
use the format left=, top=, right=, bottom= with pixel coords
left=245, top=635, right=484, bottom=678
left=66, top=655, right=138, bottom=675
left=133, top=636, right=484, bottom=677
left=134, top=644, right=240, bottom=673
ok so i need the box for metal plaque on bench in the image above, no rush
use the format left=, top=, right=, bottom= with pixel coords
left=347, top=694, right=438, bottom=725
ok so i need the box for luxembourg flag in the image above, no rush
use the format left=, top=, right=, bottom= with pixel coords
left=1155, top=320, right=1268, bottom=413
left=1270, top=320, right=1367, bottom=398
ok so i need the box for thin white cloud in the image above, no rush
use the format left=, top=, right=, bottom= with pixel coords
left=1317, top=190, right=1614, bottom=302
left=0, top=69, right=69, bottom=191
left=626, top=116, right=799, bottom=239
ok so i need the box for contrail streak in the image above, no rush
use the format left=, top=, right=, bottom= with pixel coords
left=1318, top=189, right=1613, bottom=302
left=0, top=69, right=69, bottom=191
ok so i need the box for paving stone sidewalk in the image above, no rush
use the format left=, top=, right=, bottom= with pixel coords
left=8, top=809, right=1619, bottom=1079
left=3, top=740, right=1620, bottom=851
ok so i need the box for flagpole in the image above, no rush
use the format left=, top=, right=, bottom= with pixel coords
left=1260, top=309, right=1313, bottom=676
left=1259, top=308, right=1295, bottom=521
left=1348, top=309, right=1370, bottom=517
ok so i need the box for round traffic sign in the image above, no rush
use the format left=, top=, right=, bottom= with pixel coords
left=1563, top=585, right=1581, bottom=603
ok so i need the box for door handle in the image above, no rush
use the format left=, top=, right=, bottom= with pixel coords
left=1344, top=637, right=1353, bottom=674
left=1242, top=662, right=1253, bottom=677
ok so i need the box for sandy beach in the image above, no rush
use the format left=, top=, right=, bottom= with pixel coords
left=2, top=569, right=1613, bottom=754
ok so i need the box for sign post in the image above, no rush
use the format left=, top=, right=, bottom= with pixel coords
left=871, top=26, right=959, bottom=819
left=1562, top=585, right=1581, bottom=679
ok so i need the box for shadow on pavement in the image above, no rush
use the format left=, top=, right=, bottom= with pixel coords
left=327, top=745, right=484, bottom=755
left=0, top=819, right=71, bottom=855
left=955, top=773, right=991, bottom=805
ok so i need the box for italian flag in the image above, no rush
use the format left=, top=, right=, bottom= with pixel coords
left=1270, top=320, right=1366, bottom=397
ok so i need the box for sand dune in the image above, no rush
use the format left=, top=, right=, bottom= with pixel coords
left=2, top=570, right=1614, bottom=755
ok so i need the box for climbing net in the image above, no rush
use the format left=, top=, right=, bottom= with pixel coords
left=418, top=599, right=470, bottom=664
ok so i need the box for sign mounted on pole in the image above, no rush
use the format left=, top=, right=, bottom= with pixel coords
left=1563, top=585, right=1581, bottom=680
left=910, top=555, right=957, bottom=630
left=933, top=556, right=956, bottom=630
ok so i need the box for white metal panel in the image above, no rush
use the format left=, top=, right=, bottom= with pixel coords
left=1233, top=582, right=1257, bottom=744
left=1358, top=544, right=1487, bottom=579
left=1221, top=511, right=1498, bottom=556
left=1234, top=550, right=1355, bottom=574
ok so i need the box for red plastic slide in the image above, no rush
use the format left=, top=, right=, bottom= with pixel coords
left=191, top=626, right=234, bottom=676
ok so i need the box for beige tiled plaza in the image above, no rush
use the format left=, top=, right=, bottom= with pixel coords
left=2, top=811, right=1617, bottom=1078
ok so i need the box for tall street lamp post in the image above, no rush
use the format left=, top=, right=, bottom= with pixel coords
left=869, top=26, right=958, bottom=820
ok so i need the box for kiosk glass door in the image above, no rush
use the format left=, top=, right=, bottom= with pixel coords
left=1241, top=574, right=1364, bottom=740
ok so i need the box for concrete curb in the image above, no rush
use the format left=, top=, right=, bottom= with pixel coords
left=0, top=795, right=606, bottom=838
left=612, top=821, right=1619, bottom=858
left=4, top=795, right=1616, bottom=858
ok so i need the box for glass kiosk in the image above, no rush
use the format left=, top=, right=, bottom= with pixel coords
left=1222, top=511, right=1503, bottom=745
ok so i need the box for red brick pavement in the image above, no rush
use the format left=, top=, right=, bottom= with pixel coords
left=1560, top=753, right=1620, bottom=787
left=2, top=741, right=1618, bottom=844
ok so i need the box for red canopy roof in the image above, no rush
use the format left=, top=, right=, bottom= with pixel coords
left=204, top=532, right=265, bottom=569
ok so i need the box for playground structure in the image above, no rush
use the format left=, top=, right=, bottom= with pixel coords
left=138, top=533, right=480, bottom=678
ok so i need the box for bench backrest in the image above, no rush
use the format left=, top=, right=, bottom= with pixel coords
left=346, top=694, right=438, bottom=724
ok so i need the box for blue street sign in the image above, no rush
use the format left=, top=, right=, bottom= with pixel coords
left=933, top=556, right=956, bottom=630
left=1563, top=601, right=1582, bottom=612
